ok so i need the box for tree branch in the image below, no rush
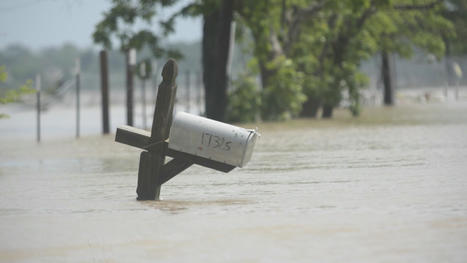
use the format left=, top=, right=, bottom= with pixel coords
left=284, top=0, right=325, bottom=54
left=394, top=0, right=444, bottom=10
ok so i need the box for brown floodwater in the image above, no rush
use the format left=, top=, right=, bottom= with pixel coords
left=0, top=103, right=467, bottom=262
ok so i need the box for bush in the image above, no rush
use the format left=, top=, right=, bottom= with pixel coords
left=261, top=56, right=305, bottom=121
left=227, top=74, right=261, bottom=123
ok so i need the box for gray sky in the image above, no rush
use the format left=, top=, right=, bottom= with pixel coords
left=0, top=0, right=202, bottom=50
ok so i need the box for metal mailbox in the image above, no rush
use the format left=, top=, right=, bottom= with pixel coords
left=168, top=112, right=259, bottom=167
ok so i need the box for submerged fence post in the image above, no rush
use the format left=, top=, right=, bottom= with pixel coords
left=141, top=78, right=147, bottom=130
left=126, top=49, right=136, bottom=126
left=35, top=74, right=41, bottom=143
left=75, top=58, right=81, bottom=138
left=100, top=50, right=110, bottom=134
left=186, top=70, right=191, bottom=113
left=197, top=72, right=202, bottom=115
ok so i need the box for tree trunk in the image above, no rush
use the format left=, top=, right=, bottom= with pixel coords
left=322, top=104, right=333, bottom=118
left=202, top=0, right=234, bottom=121
left=382, top=50, right=394, bottom=106
left=300, top=96, right=321, bottom=118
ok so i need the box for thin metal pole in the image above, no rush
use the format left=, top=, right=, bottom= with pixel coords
left=152, top=61, right=159, bottom=103
left=75, top=58, right=81, bottom=138
left=186, top=70, right=190, bottom=113
left=197, top=72, right=203, bottom=115
left=142, top=79, right=147, bottom=130
left=35, top=74, right=41, bottom=143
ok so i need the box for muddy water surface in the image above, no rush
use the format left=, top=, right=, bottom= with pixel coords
left=0, top=103, right=466, bottom=262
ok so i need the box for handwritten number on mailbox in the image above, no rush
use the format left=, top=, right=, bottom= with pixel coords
left=224, top=141, right=231, bottom=151
left=201, top=132, right=232, bottom=151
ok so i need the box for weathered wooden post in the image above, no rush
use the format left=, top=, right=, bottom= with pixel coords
left=100, top=50, right=110, bottom=134
left=126, top=49, right=137, bottom=126
left=185, top=70, right=191, bottom=113
left=137, top=59, right=177, bottom=200
left=137, top=59, right=152, bottom=130
left=115, top=59, right=258, bottom=201
left=75, top=58, right=81, bottom=138
left=35, top=74, right=41, bottom=143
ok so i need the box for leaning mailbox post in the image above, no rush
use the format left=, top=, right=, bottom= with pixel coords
left=115, top=59, right=259, bottom=200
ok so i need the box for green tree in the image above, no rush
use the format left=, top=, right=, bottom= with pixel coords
left=0, top=66, right=35, bottom=119
left=93, top=0, right=180, bottom=58
left=441, top=0, right=467, bottom=86
left=94, top=0, right=238, bottom=122
left=295, top=0, right=449, bottom=117
left=227, top=72, right=260, bottom=123
left=235, top=0, right=320, bottom=120
left=370, top=0, right=449, bottom=105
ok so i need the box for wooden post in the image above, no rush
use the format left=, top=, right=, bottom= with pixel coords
left=141, top=79, right=147, bottom=130
left=75, top=58, right=81, bottom=138
left=186, top=70, right=191, bottom=113
left=136, top=59, right=178, bottom=200
left=126, top=49, right=136, bottom=126
left=35, top=74, right=41, bottom=143
left=100, top=50, right=110, bottom=134
left=382, top=50, right=394, bottom=106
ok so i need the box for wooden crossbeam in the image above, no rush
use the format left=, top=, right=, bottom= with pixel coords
left=115, top=125, right=235, bottom=173
left=115, top=125, right=151, bottom=149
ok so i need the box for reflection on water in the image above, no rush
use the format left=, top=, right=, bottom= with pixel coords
left=142, top=199, right=253, bottom=214
left=1, top=103, right=467, bottom=262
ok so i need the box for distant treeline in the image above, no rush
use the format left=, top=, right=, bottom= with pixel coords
left=0, top=41, right=255, bottom=95
left=1, top=42, right=464, bottom=94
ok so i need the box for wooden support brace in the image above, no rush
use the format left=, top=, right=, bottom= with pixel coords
left=159, top=158, right=194, bottom=185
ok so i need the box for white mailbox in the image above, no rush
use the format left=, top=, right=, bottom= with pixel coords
left=168, top=112, right=259, bottom=167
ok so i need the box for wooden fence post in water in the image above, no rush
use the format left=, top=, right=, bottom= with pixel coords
left=186, top=70, right=191, bottom=113
left=115, top=59, right=237, bottom=200
left=35, top=74, right=41, bottom=143
left=100, top=50, right=110, bottom=134
left=75, top=58, right=81, bottom=138
left=126, top=49, right=136, bottom=126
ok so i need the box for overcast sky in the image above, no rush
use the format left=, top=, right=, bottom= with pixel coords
left=0, top=0, right=202, bottom=50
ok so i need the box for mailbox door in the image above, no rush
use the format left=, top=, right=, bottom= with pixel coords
left=168, top=112, right=256, bottom=167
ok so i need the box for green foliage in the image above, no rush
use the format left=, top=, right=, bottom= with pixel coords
left=261, top=56, right=305, bottom=121
left=235, top=0, right=452, bottom=119
left=442, top=0, right=467, bottom=55
left=227, top=73, right=261, bottom=123
left=93, top=0, right=182, bottom=58
left=228, top=56, right=305, bottom=122
left=0, top=66, right=35, bottom=119
left=235, top=0, right=309, bottom=120
left=0, top=66, right=6, bottom=82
